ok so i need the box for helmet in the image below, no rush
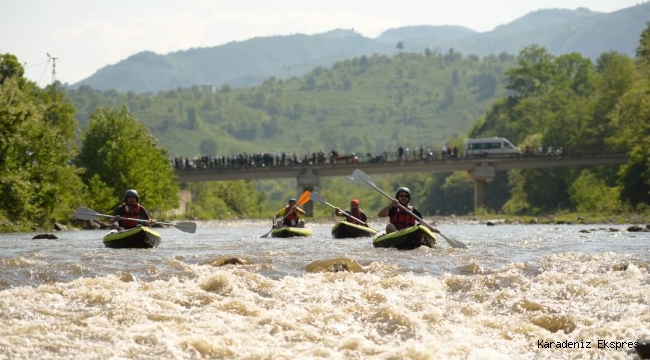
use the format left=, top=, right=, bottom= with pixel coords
left=124, top=189, right=139, bottom=201
left=350, top=199, right=360, bottom=206
left=288, top=198, right=297, bottom=203
left=395, top=187, right=411, bottom=198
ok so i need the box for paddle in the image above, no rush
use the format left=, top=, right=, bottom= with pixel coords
left=350, top=169, right=468, bottom=249
left=74, top=207, right=197, bottom=234
left=260, top=190, right=311, bottom=238
left=310, top=192, right=379, bottom=232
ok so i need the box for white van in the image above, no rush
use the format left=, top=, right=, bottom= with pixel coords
left=465, top=137, right=521, bottom=157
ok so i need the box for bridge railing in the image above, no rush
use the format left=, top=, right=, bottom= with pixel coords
left=172, top=148, right=626, bottom=173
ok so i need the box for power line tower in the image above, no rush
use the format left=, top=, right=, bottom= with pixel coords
left=46, top=53, right=58, bottom=87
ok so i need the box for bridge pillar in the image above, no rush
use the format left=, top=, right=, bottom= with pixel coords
left=297, top=167, right=319, bottom=217
left=467, top=162, right=495, bottom=212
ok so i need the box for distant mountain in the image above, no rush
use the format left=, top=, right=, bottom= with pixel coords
left=71, top=3, right=650, bottom=93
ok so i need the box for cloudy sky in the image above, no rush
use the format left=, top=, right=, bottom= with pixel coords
left=1, top=0, right=643, bottom=86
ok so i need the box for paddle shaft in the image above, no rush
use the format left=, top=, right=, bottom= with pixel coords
left=74, top=207, right=197, bottom=233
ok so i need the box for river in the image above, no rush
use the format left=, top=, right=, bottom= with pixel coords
left=0, top=222, right=648, bottom=359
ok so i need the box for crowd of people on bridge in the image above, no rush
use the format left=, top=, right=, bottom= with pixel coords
left=171, top=146, right=455, bottom=171
left=170, top=144, right=569, bottom=171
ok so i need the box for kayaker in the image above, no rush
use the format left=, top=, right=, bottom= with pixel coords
left=275, top=198, right=306, bottom=228
left=378, top=187, right=438, bottom=233
left=334, top=199, right=370, bottom=227
left=109, top=189, right=156, bottom=230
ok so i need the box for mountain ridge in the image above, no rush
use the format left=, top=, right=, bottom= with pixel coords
left=71, top=3, right=650, bottom=93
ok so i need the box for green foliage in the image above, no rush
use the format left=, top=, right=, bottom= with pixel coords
left=82, top=174, right=117, bottom=214
left=0, top=77, right=82, bottom=225
left=186, top=181, right=267, bottom=219
left=76, top=106, right=179, bottom=212
left=636, top=22, right=650, bottom=74
left=67, top=53, right=516, bottom=157
left=468, top=26, right=650, bottom=214
left=569, top=170, right=620, bottom=213
left=0, top=53, right=26, bottom=86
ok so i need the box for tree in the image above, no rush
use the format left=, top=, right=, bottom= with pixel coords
left=76, top=106, right=179, bottom=213
left=0, top=77, right=82, bottom=225
left=0, top=53, right=25, bottom=86
left=636, top=22, right=650, bottom=74
left=396, top=41, right=404, bottom=52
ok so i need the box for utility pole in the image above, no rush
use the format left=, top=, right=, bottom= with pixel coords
left=46, top=53, right=58, bottom=91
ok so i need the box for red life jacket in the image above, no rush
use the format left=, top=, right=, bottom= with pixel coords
left=121, top=203, right=141, bottom=229
left=389, top=207, right=416, bottom=230
left=347, top=208, right=364, bottom=225
left=284, top=205, right=298, bottom=222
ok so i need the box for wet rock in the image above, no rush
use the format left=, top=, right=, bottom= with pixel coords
left=53, top=223, right=68, bottom=231
left=330, top=262, right=350, bottom=272
left=33, top=233, right=58, bottom=240
left=612, top=262, right=649, bottom=271
left=628, top=225, right=645, bottom=232
left=578, top=229, right=592, bottom=233
left=486, top=221, right=496, bottom=226
left=204, top=257, right=248, bottom=267
left=304, top=258, right=364, bottom=273
left=646, top=224, right=650, bottom=230
left=608, top=228, right=620, bottom=232
left=530, top=314, right=576, bottom=334
left=637, top=342, right=650, bottom=359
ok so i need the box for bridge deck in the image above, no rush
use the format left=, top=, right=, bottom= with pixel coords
left=175, top=153, right=627, bottom=183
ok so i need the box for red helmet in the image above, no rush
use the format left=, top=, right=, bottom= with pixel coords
left=351, top=199, right=360, bottom=205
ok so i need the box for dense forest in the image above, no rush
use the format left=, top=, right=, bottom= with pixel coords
left=1, top=24, right=650, bottom=231
left=66, top=50, right=516, bottom=157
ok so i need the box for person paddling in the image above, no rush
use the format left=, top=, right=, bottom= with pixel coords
left=334, top=199, right=370, bottom=227
left=377, top=187, right=439, bottom=234
left=275, top=198, right=306, bottom=228
left=109, top=189, right=156, bottom=230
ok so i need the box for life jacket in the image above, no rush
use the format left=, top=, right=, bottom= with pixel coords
left=347, top=208, right=364, bottom=225
left=121, top=203, right=141, bottom=229
left=282, top=205, right=300, bottom=226
left=389, top=207, right=416, bottom=230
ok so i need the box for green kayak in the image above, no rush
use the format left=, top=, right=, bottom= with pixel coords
left=372, top=225, right=436, bottom=250
left=270, top=226, right=313, bottom=238
left=331, top=221, right=378, bottom=239
left=103, top=225, right=162, bottom=249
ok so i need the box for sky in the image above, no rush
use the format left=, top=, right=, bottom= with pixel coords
left=1, top=0, right=644, bottom=86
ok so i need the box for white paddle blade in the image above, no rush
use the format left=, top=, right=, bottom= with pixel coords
left=74, top=207, right=102, bottom=220
left=173, top=222, right=197, bottom=234
left=352, top=169, right=376, bottom=187
left=310, top=192, right=326, bottom=204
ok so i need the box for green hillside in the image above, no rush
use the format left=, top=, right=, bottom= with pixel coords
left=67, top=52, right=517, bottom=157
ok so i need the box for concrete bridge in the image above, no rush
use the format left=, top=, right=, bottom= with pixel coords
left=175, top=153, right=627, bottom=213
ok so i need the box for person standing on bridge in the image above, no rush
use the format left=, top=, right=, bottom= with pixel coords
left=377, top=187, right=439, bottom=234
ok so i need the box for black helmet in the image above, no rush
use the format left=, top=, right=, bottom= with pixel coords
left=124, top=189, right=139, bottom=201
left=395, top=187, right=411, bottom=198
left=288, top=198, right=297, bottom=203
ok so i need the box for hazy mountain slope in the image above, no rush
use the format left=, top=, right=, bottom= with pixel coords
left=455, top=3, right=650, bottom=58
left=70, top=3, right=648, bottom=93
left=73, top=31, right=394, bottom=93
